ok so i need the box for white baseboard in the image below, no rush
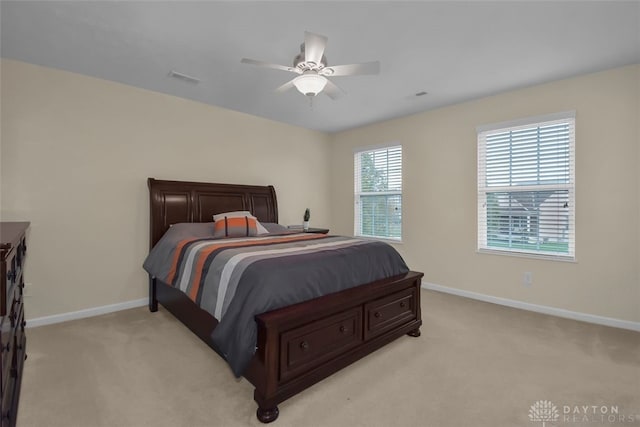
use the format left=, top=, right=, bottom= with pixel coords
left=26, top=298, right=148, bottom=328
left=25, top=285, right=640, bottom=332
left=422, top=281, right=640, bottom=332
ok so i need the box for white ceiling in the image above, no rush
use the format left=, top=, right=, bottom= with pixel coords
left=1, top=1, right=639, bottom=133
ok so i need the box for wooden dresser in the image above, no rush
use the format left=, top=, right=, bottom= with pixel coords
left=0, top=222, right=28, bottom=427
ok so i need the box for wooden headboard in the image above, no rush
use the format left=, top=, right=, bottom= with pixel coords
left=148, top=178, right=278, bottom=248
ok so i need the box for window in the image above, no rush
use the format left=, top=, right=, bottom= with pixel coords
left=477, top=112, right=575, bottom=259
left=354, top=145, right=402, bottom=241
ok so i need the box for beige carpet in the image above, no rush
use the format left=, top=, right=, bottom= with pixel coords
left=17, top=290, right=640, bottom=427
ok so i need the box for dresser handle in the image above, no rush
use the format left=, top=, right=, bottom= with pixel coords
left=339, top=325, right=348, bottom=333
left=21, top=320, right=26, bottom=329
left=299, top=341, right=309, bottom=351
left=1, top=342, right=9, bottom=353
left=374, top=312, right=382, bottom=318
left=7, top=270, right=16, bottom=282
left=400, top=301, right=406, bottom=308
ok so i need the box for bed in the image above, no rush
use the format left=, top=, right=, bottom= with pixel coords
left=145, top=178, right=423, bottom=423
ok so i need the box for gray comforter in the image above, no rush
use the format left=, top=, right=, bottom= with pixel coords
left=143, top=223, right=409, bottom=376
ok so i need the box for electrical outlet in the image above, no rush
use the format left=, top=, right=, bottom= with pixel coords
left=523, top=272, right=533, bottom=287
left=23, top=283, right=33, bottom=297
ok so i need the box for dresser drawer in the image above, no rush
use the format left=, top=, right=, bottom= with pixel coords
left=8, top=295, right=21, bottom=333
left=1, top=370, right=14, bottom=427
left=280, top=308, right=363, bottom=382
left=1, top=249, right=17, bottom=318
left=364, top=287, right=417, bottom=340
left=0, top=318, right=13, bottom=398
left=13, top=316, right=26, bottom=380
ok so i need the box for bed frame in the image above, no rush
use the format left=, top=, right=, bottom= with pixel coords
left=147, top=178, right=423, bottom=423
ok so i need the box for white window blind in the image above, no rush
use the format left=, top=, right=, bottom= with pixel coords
left=354, top=145, right=402, bottom=240
left=477, top=112, right=575, bottom=259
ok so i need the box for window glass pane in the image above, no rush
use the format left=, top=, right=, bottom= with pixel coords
left=485, top=122, right=571, bottom=187
left=486, top=190, right=570, bottom=255
left=360, top=194, right=402, bottom=239
left=358, top=148, right=402, bottom=192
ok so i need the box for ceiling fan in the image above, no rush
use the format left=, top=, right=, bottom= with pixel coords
left=241, top=31, right=380, bottom=99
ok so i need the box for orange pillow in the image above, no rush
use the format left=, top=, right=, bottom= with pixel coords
left=213, top=216, right=258, bottom=238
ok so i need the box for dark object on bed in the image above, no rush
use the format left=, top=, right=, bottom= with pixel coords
left=147, top=178, right=423, bottom=423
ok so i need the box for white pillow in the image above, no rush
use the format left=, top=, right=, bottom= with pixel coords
left=213, top=211, right=269, bottom=234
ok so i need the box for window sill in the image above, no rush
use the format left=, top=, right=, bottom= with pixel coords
left=477, top=248, right=576, bottom=263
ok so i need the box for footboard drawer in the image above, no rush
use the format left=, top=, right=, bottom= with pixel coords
left=279, top=308, right=363, bottom=382
left=364, top=287, right=417, bottom=339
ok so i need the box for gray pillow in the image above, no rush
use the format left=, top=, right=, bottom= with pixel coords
left=260, top=222, right=289, bottom=233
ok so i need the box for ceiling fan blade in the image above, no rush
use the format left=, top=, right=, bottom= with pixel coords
left=304, top=31, right=328, bottom=66
left=275, top=78, right=297, bottom=93
left=322, top=61, right=380, bottom=77
left=322, top=79, right=345, bottom=100
left=241, top=58, right=300, bottom=74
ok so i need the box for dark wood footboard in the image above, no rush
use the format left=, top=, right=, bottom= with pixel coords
left=150, top=271, right=423, bottom=423
left=246, top=271, right=423, bottom=422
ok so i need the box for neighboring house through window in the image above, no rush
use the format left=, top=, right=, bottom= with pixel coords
left=354, top=145, right=402, bottom=241
left=477, top=112, right=575, bottom=259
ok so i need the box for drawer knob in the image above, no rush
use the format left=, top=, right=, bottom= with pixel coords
left=1, top=342, right=9, bottom=353
left=21, top=320, right=26, bottom=329
left=7, top=270, right=16, bottom=282
left=374, top=312, right=382, bottom=318
left=400, top=301, right=406, bottom=308
left=299, top=341, right=309, bottom=351
left=339, top=325, right=348, bottom=333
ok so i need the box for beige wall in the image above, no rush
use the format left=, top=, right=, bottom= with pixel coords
left=330, top=65, right=640, bottom=323
left=2, top=59, right=638, bottom=324
left=0, top=59, right=332, bottom=319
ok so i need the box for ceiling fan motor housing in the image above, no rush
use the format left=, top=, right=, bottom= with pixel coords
left=294, top=44, right=329, bottom=72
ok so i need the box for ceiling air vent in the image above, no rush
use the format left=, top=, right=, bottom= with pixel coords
left=168, top=70, right=201, bottom=84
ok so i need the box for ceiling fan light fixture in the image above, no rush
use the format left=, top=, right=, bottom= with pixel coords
left=293, top=73, right=327, bottom=96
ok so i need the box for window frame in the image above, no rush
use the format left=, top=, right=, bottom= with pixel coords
left=477, top=111, right=576, bottom=261
left=354, top=144, right=403, bottom=242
